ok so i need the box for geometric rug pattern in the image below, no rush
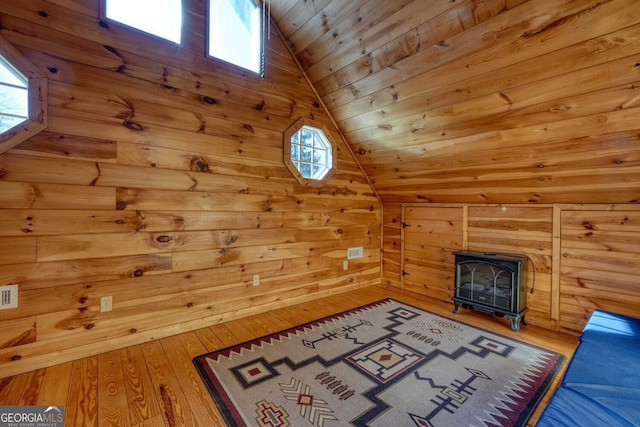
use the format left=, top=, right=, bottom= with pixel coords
left=193, top=299, right=565, bottom=426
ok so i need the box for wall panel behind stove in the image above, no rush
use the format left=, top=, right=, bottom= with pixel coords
left=385, top=203, right=640, bottom=334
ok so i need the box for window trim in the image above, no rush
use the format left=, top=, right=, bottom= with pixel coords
left=0, top=34, right=47, bottom=155
left=283, top=118, right=337, bottom=186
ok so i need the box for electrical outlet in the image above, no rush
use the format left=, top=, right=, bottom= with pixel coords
left=100, top=296, right=112, bottom=312
left=343, top=260, right=348, bottom=270
left=252, top=274, right=260, bottom=286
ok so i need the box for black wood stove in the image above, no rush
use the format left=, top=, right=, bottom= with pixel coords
left=452, top=251, right=530, bottom=332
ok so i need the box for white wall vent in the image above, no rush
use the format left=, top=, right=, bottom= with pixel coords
left=0, top=284, right=18, bottom=310
left=347, top=247, right=364, bottom=259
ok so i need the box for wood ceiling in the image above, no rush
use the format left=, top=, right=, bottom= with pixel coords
left=270, top=0, right=640, bottom=205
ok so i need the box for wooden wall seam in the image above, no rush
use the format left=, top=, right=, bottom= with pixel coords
left=551, top=204, right=562, bottom=329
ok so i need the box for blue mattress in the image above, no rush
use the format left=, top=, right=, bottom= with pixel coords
left=537, top=310, right=640, bottom=426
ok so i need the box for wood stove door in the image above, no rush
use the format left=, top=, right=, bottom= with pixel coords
left=455, top=260, right=516, bottom=311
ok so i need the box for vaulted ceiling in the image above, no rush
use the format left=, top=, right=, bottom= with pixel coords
left=270, top=0, right=640, bottom=205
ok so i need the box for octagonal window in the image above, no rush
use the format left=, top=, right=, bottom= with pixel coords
left=0, top=34, right=47, bottom=154
left=291, top=125, right=332, bottom=179
left=284, top=118, right=336, bottom=185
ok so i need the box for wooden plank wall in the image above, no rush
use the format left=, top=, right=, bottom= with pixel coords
left=383, top=203, right=640, bottom=334
left=559, top=207, right=640, bottom=333
left=0, top=0, right=381, bottom=378
left=272, top=0, right=640, bottom=207
left=276, top=0, right=640, bottom=336
left=381, top=205, right=402, bottom=289
left=402, top=206, right=463, bottom=302
left=467, top=206, right=553, bottom=329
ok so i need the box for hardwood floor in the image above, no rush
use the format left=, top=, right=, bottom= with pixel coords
left=0, top=285, right=578, bottom=426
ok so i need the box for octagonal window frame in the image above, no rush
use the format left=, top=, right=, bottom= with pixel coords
left=284, top=118, right=337, bottom=185
left=0, top=34, right=48, bottom=155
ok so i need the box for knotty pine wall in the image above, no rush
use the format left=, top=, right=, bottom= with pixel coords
left=274, top=0, right=640, bottom=206
left=383, top=203, right=640, bottom=335
left=273, top=1, right=640, bottom=334
left=0, top=1, right=381, bottom=378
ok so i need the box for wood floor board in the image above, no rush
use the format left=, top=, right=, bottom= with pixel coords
left=3, top=367, right=42, bottom=406
left=161, top=335, right=225, bottom=426
left=119, top=345, right=163, bottom=426
left=207, top=323, right=245, bottom=348
left=0, top=285, right=578, bottom=426
left=66, top=357, right=98, bottom=427
left=140, top=340, right=198, bottom=427
left=36, top=362, right=72, bottom=407
left=97, top=350, right=131, bottom=427
left=192, top=328, right=226, bottom=353
left=240, top=312, right=288, bottom=336
left=220, top=319, right=257, bottom=344
left=0, top=377, right=14, bottom=403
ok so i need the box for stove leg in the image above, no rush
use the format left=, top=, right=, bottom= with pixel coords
left=508, top=314, right=521, bottom=332
left=453, top=302, right=460, bottom=314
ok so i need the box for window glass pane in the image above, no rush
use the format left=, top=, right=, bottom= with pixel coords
left=0, top=56, right=29, bottom=133
left=300, top=129, right=313, bottom=146
left=313, top=149, right=325, bottom=164
left=312, top=131, right=322, bottom=147
left=106, top=0, right=182, bottom=44
left=209, top=0, right=261, bottom=74
left=290, top=130, right=299, bottom=144
left=0, top=116, right=23, bottom=133
left=290, top=144, right=299, bottom=161
left=301, top=146, right=312, bottom=163
left=301, top=163, right=312, bottom=178
left=0, top=58, right=27, bottom=87
left=0, top=85, right=28, bottom=117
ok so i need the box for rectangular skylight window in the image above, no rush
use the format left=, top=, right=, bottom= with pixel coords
left=106, top=0, right=182, bottom=44
left=208, top=0, right=262, bottom=74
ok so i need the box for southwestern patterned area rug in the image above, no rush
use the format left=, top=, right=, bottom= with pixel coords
left=193, top=299, right=565, bottom=427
